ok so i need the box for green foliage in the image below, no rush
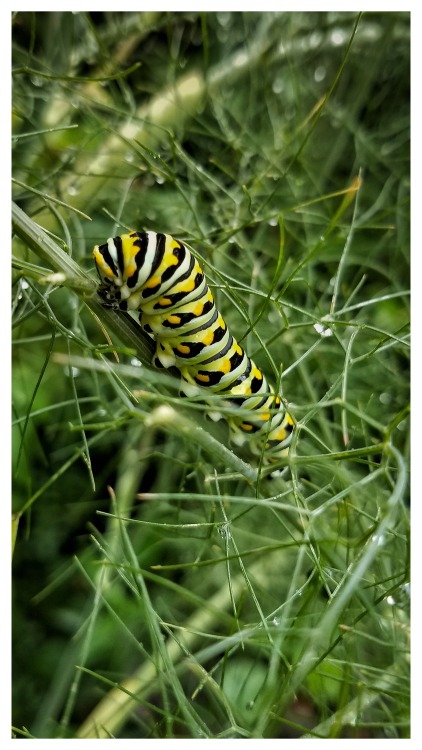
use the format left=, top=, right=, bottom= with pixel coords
left=12, top=10, right=409, bottom=739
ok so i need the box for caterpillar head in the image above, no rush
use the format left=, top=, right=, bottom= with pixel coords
left=93, top=236, right=127, bottom=307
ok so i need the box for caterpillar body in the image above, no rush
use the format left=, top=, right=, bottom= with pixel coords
left=93, top=231, right=294, bottom=463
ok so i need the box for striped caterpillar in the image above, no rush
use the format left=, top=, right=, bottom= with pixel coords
left=93, top=231, right=294, bottom=463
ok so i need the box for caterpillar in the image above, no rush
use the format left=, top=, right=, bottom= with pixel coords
left=93, top=231, right=294, bottom=463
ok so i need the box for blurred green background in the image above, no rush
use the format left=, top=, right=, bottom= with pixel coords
left=12, top=11, right=409, bottom=739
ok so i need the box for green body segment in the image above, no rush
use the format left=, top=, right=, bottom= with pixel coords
left=93, top=231, right=294, bottom=459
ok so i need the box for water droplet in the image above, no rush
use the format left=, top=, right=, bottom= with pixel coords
left=331, top=29, right=347, bottom=46
left=314, top=322, right=333, bottom=337
left=284, top=106, right=297, bottom=122
left=30, top=75, right=44, bottom=88
left=381, top=142, right=395, bottom=157
left=371, top=533, right=385, bottom=547
left=310, top=31, right=322, bottom=49
left=314, top=65, right=326, bottom=83
left=217, top=12, right=232, bottom=27
left=219, top=523, right=231, bottom=540
left=272, top=77, right=284, bottom=94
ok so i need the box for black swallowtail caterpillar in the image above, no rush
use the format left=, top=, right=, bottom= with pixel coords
left=93, top=231, right=294, bottom=463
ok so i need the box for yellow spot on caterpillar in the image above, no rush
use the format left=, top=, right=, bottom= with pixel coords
left=158, top=298, right=172, bottom=307
left=127, top=264, right=137, bottom=278
left=177, top=344, right=191, bottom=354
left=240, top=423, right=254, bottom=432
left=144, top=275, right=161, bottom=289
left=179, top=279, right=196, bottom=293
left=161, top=248, right=179, bottom=270
left=196, top=373, right=210, bottom=383
left=221, top=360, right=231, bottom=374
left=167, top=314, right=181, bottom=324
left=271, top=427, right=287, bottom=441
